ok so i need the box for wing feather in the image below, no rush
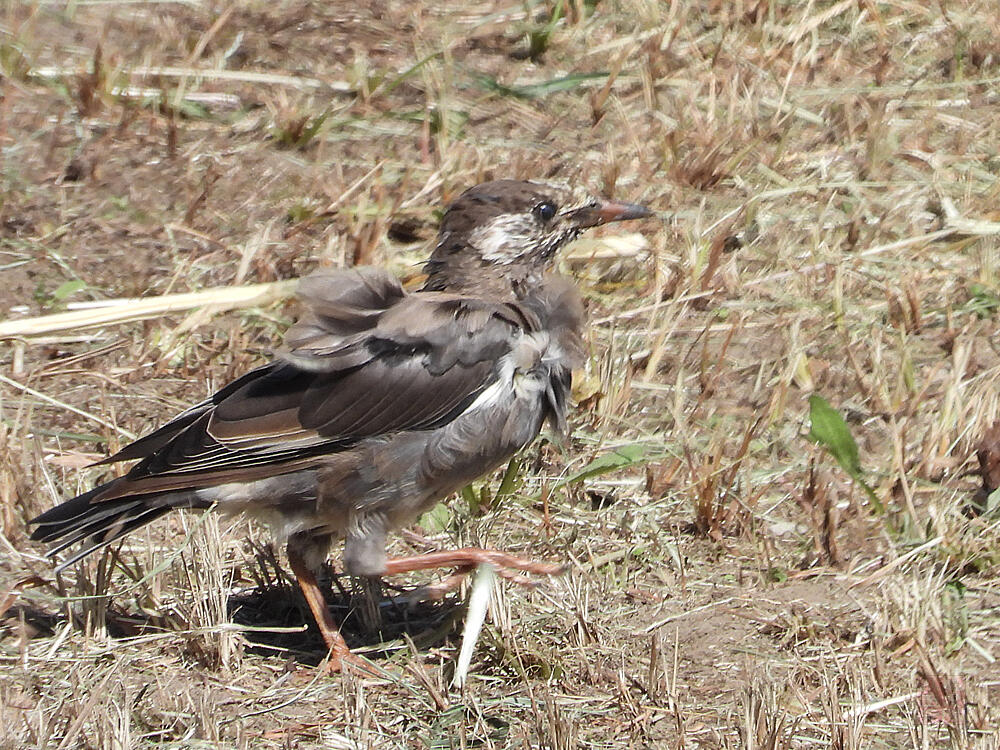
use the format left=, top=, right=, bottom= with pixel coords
left=91, top=267, right=525, bottom=503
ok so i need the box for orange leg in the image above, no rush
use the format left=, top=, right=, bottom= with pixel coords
left=286, top=544, right=372, bottom=674
left=383, top=548, right=565, bottom=577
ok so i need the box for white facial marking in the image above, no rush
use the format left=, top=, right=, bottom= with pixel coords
left=468, top=215, right=533, bottom=264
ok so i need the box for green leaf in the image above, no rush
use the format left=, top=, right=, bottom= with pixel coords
left=807, top=395, right=861, bottom=475
left=52, top=280, right=87, bottom=301
left=516, top=71, right=609, bottom=98
left=0, top=42, right=31, bottom=81
left=555, top=443, right=648, bottom=489
left=176, top=99, right=210, bottom=120
left=525, top=0, right=565, bottom=61
left=472, top=74, right=531, bottom=100
left=495, top=457, right=523, bottom=500
left=377, top=50, right=443, bottom=98
left=417, top=502, right=453, bottom=533
left=460, top=484, right=479, bottom=514
left=807, top=394, right=883, bottom=512
left=983, top=487, right=1000, bottom=518
left=967, top=283, right=1000, bottom=318
left=479, top=483, right=492, bottom=511
left=943, top=579, right=968, bottom=655
left=945, top=579, right=966, bottom=597
left=473, top=71, right=609, bottom=100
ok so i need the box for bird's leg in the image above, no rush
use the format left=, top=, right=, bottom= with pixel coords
left=355, top=575, right=385, bottom=635
left=382, top=548, right=565, bottom=579
left=286, top=543, right=368, bottom=674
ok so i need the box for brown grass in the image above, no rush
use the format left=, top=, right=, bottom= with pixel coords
left=2, top=0, right=1000, bottom=747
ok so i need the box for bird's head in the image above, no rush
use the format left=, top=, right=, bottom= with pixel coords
left=423, top=179, right=651, bottom=296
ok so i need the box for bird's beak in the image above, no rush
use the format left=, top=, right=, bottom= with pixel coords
left=567, top=199, right=654, bottom=229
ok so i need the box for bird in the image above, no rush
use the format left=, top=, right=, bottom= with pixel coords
left=29, top=179, right=652, bottom=671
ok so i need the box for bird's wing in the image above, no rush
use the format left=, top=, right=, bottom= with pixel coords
left=95, top=266, right=410, bottom=467
left=93, top=267, right=527, bottom=501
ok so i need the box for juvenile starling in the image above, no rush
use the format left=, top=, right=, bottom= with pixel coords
left=29, top=179, right=651, bottom=670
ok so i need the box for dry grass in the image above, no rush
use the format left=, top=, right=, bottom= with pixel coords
left=2, top=0, right=1000, bottom=747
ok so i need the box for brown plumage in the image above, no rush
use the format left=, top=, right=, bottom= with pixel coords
left=29, top=179, right=651, bottom=671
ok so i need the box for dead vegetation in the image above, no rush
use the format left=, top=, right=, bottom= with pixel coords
left=2, top=0, right=1000, bottom=747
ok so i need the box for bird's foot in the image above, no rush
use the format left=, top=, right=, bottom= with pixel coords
left=323, top=647, right=380, bottom=677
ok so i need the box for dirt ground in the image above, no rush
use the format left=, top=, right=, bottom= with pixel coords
left=3, top=1, right=1000, bottom=748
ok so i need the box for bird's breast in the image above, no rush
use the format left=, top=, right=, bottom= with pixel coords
left=462, top=330, right=567, bottom=413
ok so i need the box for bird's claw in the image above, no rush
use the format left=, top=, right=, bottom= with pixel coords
left=325, top=649, right=380, bottom=677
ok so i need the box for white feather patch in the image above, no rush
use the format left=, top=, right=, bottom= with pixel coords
left=452, top=563, right=496, bottom=688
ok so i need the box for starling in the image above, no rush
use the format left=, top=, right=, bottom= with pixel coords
left=29, top=179, right=652, bottom=670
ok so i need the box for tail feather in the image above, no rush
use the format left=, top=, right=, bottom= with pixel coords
left=41, top=503, right=153, bottom=555
left=51, top=507, right=174, bottom=571
left=31, top=489, right=143, bottom=543
left=29, top=480, right=209, bottom=569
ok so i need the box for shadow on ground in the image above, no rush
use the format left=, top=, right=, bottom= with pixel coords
left=4, top=581, right=465, bottom=668
left=227, top=580, right=466, bottom=666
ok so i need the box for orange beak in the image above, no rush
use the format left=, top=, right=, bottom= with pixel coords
left=567, top=199, right=653, bottom=228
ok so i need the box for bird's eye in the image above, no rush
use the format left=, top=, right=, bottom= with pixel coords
left=533, top=201, right=557, bottom=222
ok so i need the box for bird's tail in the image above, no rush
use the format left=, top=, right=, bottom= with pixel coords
left=29, top=482, right=208, bottom=571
